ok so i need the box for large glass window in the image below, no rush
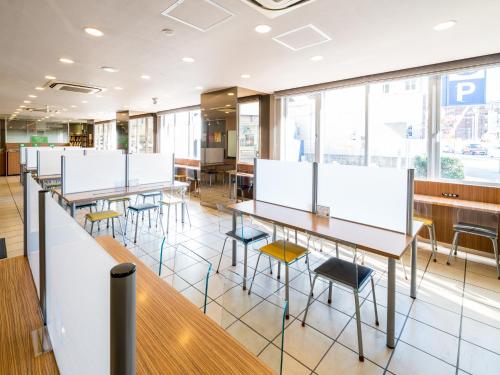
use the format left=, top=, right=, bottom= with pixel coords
left=129, top=117, right=154, bottom=154
left=159, top=109, right=201, bottom=159
left=321, top=86, right=366, bottom=165
left=238, top=101, right=260, bottom=163
left=283, top=94, right=317, bottom=162
left=94, top=121, right=116, bottom=150
left=439, top=67, right=500, bottom=183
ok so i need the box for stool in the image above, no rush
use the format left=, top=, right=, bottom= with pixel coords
left=106, top=197, right=131, bottom=218
left=125, top=203, right=163, bottom=244
left=84, top=210, right=125, bottom=244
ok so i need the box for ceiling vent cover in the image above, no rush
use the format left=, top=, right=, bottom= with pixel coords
left=273, top=24, right=331, bottom=51
left=48, top=82, right=102, bottom=94
left=161, top=0, right=234, bottom=32
left=242, top=0, right=316, bottom=18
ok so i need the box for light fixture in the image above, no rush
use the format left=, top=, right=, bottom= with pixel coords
left=82, top=100, right=88, bottom=103
left=225, top=104, right=231, bottom=107
left=62, top=108, right=68, bottom=111
left=35, top=87, right=44, bottom=91
left=225, top=111, right=229, bottom=114
left=71, top=105, right=77, bottom=108
left=45, top=75, right=56, bottom=80
left=28, top=94, right=37, bottom=98
left=141, top=74, right=151, bottom=79
left=310, top=55, right=324, bottom=62
left=433, top=20, right=457, bottom=31
left=241, top=74, right=251, bottom=79
left=20, top=105, right=26, bottom=108
left=227, top=92, right=234, bottom=96
left=84, top=27, right=104, bottom=37
left=194, top=86, right=203, bottom=90
left=59, top=57, right=75, bottom=64
left=182, top=57, right=195, bottom=63
left=101, top=66, right=118, bottom=73
left=114, top=86, right=123, bottom=90
left=255, top=24, right=271, bottom=34
left=23, top=100, right=31, bottom=103
left=95, top=94, right=103, bottom=98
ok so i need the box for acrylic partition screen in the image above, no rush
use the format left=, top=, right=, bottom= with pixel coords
left=317, top=164, right=408, bottom=233
left=128, top=153, right=173, bottom=185
left=26, top=146, right=66, bottom=169
left=26, top=175, right=41, bottom=296
left=45, top=194, right=117, bottom=374
left=256, top=159, right=313, bottom=212
left=84, top=149, right=123, bottom=156
left=63, top=154, right=126, bottom=194
left=37, top=149, right=83, bottom=176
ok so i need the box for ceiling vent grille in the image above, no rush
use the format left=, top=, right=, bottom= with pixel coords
left=241, top=0, right=316, bottom=18
left=272, top=24, right=331, bottom=51
left=48, top=82, right=102, bottom=94
left=161, top=0, right=234, bottom=32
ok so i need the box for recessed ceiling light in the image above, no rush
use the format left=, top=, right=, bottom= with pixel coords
left=23, top=100, right=31, bottom=103
left=433, top=20, right=457, bottom=31
left=255, top=24, right=271, bottom=34
left=82, top=100, right=88, bottom=103
left=95, top=94, right=103, bottom=98
left=114, top=86, right=123, bottom=90
left=84, top=27, right=104, bottom=37
left=225, top=111, right=230, bottom=114
left=225, top=104, right=231, bottom=107
left=227, top=92, right=235, bottom=96
left=35, top=87, right=44, bottom=90
left=182, top=57, right=195, bottom=63
left=28, top=94, right=37, bottom=98
left=241, top=74, right=251, bottom=79
left=310, top=55, right=324, bottom=62
left=141, top=74, right=151, bottom=80
left=101, top=66, right=118, bottom=73
left=71, top=105, right=77, bottom=108
left=194, top=86, right=203, bottom=90
left=62, top=108, right=68, bottom=111
left=20, top=105, right=26, bottom=108
left=59, top=57, right=74, bottom=64
left=45, top=75, right=56, bottom=80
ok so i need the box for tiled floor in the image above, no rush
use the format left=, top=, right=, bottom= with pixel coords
left=4, top=176, right=500, bottom=374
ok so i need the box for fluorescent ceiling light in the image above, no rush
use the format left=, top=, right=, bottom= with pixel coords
left=255, top=24, right=271, bottom=34
left=28, top=94, right=37, bottom=98
left=71, top=105, right=77, bottom=108
left=195, top=86, right=203, bottom=90
left=59, top=57, right=74, bottom=64
left=45, top=75, right=56, bottom=80
left=95, top=94, right=103, bottom=98
left=23, top=100, right=31, bottom=103
left=241, top=74, right=251, bottom=78
left=433, top=20, right=457, bottom=31
left=141, top=74, right=151, bottom=79
left=310, top=55, right=324, bottom=62
left=84, top=27, right=104, bottom=37
left=182, top=57, right=195, bottom=63
left=82, top=100, right=88, bottom=103
left=35, top=87, right=44, bottom=90
left=20, top=105, right=26, bottom=108
left=114, top=86, right=123, bottom=90
left=101, top=66, right=118, bottom=73
left=227, top=92, right=234, bottom=96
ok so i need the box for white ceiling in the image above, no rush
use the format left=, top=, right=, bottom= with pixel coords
left=1, top=0, right=499, bottom=121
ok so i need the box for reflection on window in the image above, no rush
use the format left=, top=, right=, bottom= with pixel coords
left=238, top=101, right=260, bottom=163
left=129, top=117, right=154, bottom=154
left=369, top=77, right=429, bottom=178
left=5, top=120, right=69, bottom=143
left=439, top=67, right=500, bottom=183
left=159, top=110, right=201, bottom=159
left=283, top=95, right=317, bottom=162
left=94, top=121, right=116, bottom=150
left=321, top=86, right=365, bottom=165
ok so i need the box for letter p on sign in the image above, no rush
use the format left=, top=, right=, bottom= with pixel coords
left=456, top=82, right=476, bottom=102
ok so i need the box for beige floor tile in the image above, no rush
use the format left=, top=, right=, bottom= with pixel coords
left=459, top=340, right=500, bottom=375
left=226, top=321, right=269, bottom=356
left=360, top=300, right=406, bottom=337
left=464, top=283, right=500, bottom=310
left=275, top=319, right=333, bottom=370
left=204, top=301, right=237, bottom=329
left=409, top=299, right=461, bottom=336
left=176, top=261, right=211, bottom=285
left=338, top=320, right=392, bottom=368
left=364, top=283, right=413, bottom=315
left=465, top=272, right=500, bottom=294
left=461, top=317, right=500, bottom=355
left=427, top=259, right=466, bottom=282
left=418, top=273, right=463, bottom=314
left=215, top=285, right=263, bottom=318
left=462, top=296, right=500, bottom=330
left=316, top=343, right=384, bottom=375
left=259, top=343, right=311, bottom=375
left=180, top=285, right=208, bottom=308
left=241, top=299, right=289, bottom=341
left=161, top=273, right=190, bottom=292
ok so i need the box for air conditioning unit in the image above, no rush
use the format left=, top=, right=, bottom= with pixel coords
left=242, top=0, right=316, bottom=18
left=48, top=81, right=102, bottom=94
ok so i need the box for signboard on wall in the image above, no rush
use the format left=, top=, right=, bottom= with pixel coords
left=30, top=135, right=48, bottom=143
left=442, top=70, right=486, bottom=106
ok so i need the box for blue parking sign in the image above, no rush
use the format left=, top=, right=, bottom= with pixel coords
left=442, top=70, right=486, bottom=106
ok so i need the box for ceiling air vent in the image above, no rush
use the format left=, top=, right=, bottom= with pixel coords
left=48, top=82, right=102, bottom=94
left=242, top=0, right=316, bottom=18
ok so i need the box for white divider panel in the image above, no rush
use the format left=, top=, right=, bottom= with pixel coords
left=37, top=149, right=84, bottom=176
left=63, top=154, right=126, bottom=193
left=26, top=147, right=41, bottom=169
left=256, top=159, right=313, bottom=212
left=26, top=175, right=41, bottom=297
left=84, top=149, right=123, bottom=156
left=317, top=164, right=408, bottom=233
left=20, top=146, right=27, bottom=164
left=128, top=153, right=173, bottom=185
left=45, top=194, right=117, bottom=374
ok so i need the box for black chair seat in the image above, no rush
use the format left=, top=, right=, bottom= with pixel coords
left=314, top=257, right=373, bottom=290
left=226, top=227, right=269, bottom=244
left=138, top=191, right=161, bottom=198
left=454, top=222, right=497, bottom=238
left=128, top=203, right=159, bottom=212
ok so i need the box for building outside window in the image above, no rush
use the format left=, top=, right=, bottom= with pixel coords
left=159, top=109, right=201, bottom=159
left=238, top=101, right=260, bottom=163
left=94, top=121, right=116, bottom=150
left=129, top=116, right=153, bottom=154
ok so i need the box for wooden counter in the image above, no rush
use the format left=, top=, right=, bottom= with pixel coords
left=96, top=236, right=273, bottom=375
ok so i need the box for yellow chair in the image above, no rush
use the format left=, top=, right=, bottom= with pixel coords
left=84, top=210, right=126, bottom=245
left=248, top=238, right=312, bottom=319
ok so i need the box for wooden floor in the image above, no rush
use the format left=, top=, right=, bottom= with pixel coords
left=0, top=256, right=58, bottom=374
left=0, top=176, right=23, bottom=257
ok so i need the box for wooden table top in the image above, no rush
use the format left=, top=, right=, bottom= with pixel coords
left=228, top=200, right=422, bottom=260
left=0, top=257, right=59, bottom=374
left=415, top=194, right=500, bottom=214
left=54, top=181, right=189, bottom=204
left=96, top=236, right=273, bottom=375
left=226, top=170, right=254, bottom=178
left=175, top=164, right=200, bottom=171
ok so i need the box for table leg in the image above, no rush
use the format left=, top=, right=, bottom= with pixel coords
left=70, top=202, right=76, bottom=218
left=234, top=175, right=237, bottom=202
left=232, top=211, right=237, bottom=266
left=410, top=238, right=417, bottom=299
left=387, top=258, right=396, bottom=348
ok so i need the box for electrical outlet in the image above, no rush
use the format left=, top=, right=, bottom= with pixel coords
left=441, top=192, right=459, bottom=198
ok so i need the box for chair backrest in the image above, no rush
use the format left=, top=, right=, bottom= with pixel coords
left=216, top=203, right=243, bottom=235
left=454, top=208, right=499, bottom=233
left=414, top=201, right=432, bottom=219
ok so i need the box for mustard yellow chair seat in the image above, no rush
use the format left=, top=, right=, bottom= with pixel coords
left=414, top=216, right=433, bottom=227
left=86, top=210, right=121, bottom=222
left=259, top=240, right=308, bottom=263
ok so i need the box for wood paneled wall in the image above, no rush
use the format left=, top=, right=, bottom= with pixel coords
left=415, top=180, right=500, bottom=254
left=175, top=158, right=200, bottom=167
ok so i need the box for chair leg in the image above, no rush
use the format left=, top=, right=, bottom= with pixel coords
left=185, top=203, right=192, bottom=227
left=447, top=232, right=460, bottom=265
left=328, top=281, right=333, bottom=304
left=167, top=204, right=171, bottom=233
left=491, top=237, right=500, bottom=280
left=400, top=258, right=408, bottom=280
left=107, top=201, right=111, bottom=228
left=248, top=252, right=262, bottom=295
left=285, top=264, right=290, bottom=319
left=111, top=219, right=115, bottom=238
left=370, top=276, right=379, bottom=325
left=117, top=216, right=126, bottom=246
left=277, top=261, right=281, bottom=280
left=243, top=244, right=248, bottom=290
left=134, top=214, right=139, bottom=244
left=84, top=217, right=88, bottom=229
left=354, top=290, right=364, bottom=361
left=431, top=224, right=438, bottom=262
left=335, top=242, right=339, bottom=257
left=305, top=252, right=313, bottom=295
left=148, top=210, right=151, bottom=228
left=216, top=237, right=228, bottom=273
left=90, top=222, right=94, bottom=237
left=157, top=209, right=166, bottom=236
left=301, top=274, right=318, bottom=326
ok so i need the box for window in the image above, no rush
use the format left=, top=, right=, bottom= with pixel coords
left=321, top=86, right=366, bottom=165
left=94, top=121, right=116, bottom=150
left=129, top=117, right=154, bottom=154
left=369, top=77, right=429, bottom=177
left=439, top=67, right=500, bottom=183
left=282, top=94, right=317, bottom=162
left=238, top=101, right=260, bottom=163
left=159, top=109, right=201, bottom=159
